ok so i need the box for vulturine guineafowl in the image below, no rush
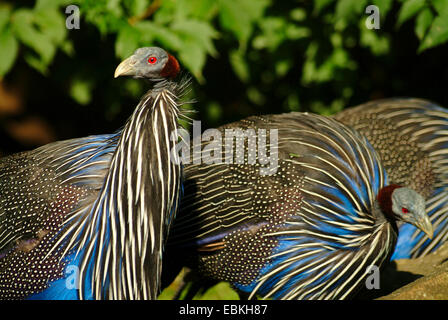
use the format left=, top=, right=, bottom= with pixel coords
left=334, top=98, right=448, bottom=259
left=0, top=47, right=190, bottom=299
left=164, top=112, right=432, bottom=300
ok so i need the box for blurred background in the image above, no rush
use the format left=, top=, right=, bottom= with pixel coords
left=1, top=0, right=448, bottom=298
left=1, top=0, right=448, bottom=156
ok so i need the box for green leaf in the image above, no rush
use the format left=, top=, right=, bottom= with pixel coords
left=158, top=0, right=218, bottom=21
left=275, top=59, right=292, bottom=77
left=35, top=0, right=77, bottom=10
left=229, top=49, right=249, bottom=82
left=372, top=0, right=393, bottom=17
left=35, top=0, right=55, bottom=10
left=397, top=0, right=425, bottom=27
left=285, top=24, right=310, bottom=40
left=285, top=93, right=300, bottom=112
left=177, top=41, right=207, bottom=80
left=106, top=0, right=124, bottom=19
left=431, top=0, right=448, bottom=16
left=171, top=19, right=217, bottom=56
left=24, top=53, right=48, bottom=75
left=415, top=8, right=434, bottom=40
left=335, top=0, right=367, bottom=23
left=115, top=25, right=141, bottom=59
left=302, top=43, right=335, bottom=84
left=83, top=0, right=123, bottom=34
left=0, top=6, right=11, bottom=33
left=218, top=0, right=252, bottom=47
left=152, top=0, right=176, bottom=25
left=313, top=0, right=335, bottom=15
left=135, top=21, right=183, bottom=51
left=34, top=8, right=67, bottom=45
left=206, top=101, right=223, bottom=123
left=60, top=39, right=75, bottom=56
left=154, top=27, right=184, bottom=51
left=133, top=20, right=158, bottom=41
left=188, top=0, right=218, bottom=20
left=70, top=78, right=93, bottom=105
left=360, top=26, right=390, bottom=55
left=218, top=0, right=270, bottom=48
left=254, top=16, right=309, bottom=51
left=290, top=8, right=306, bottom=21
left=253, top=17, right=286, bottom=51
left=302, top=42, right=356, bottom=85
left=11, top=9, right=57, bottom=70
left=128, top=0, right=150, bottom=17
left=200, top=282, right=239, bottom=300
left=418, top=16, right=448, bottom=52
left=244, top=0, right=271, bottom=21
left=0, top=27, right=18, bottom=77
left=247, top=86, right=265, bottom=105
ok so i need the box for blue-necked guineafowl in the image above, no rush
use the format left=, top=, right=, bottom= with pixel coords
left=165, top=112, right=432, bottom=300
left=0, top=47, right=189, bottom=299
left=334, top=98, right=448, bottom=259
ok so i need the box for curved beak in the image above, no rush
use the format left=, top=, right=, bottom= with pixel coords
left=415, top=215, right=434, bottom=239
left=114, top=55, right=136, bottom=78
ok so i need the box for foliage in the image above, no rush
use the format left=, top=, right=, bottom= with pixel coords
left=1, top=0, right=448, bottom=299
left=0, top=0, right=447, bottom=118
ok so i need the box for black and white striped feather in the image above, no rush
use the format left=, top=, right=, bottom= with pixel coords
left=0, top=77, right=191, bottom=299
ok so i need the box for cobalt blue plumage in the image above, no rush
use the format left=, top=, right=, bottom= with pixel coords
left=165, top=112, right=432, bottom=299
left=334, top=98, right=448, bottom=259
left=0, top=47, right=188, bottom=299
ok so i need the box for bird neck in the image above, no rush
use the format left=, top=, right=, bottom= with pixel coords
left=372, top=199, right=399, bottom=234
left=371, top=185, right=402, bottom=239
left=121, top=81, right=181, bottom=159
left=109, top=82, right=182, bottom=296
left=72, top=81, right=183, bottom=299
left=375, top=184, right=401, bottom=223
left=119, top=83, right=182, bottom=210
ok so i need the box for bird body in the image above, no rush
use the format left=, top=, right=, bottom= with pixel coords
left=0, top=47, right=188, bottom=299
left=167, top=112, right=431, bottom=299
left=334, top=98, right=448, bottom=259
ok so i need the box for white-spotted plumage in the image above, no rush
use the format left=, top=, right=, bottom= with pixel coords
left=334, top=98, right=448, bottom=259
left=166, top=112, right=399, bottom=300
left=64, top=81, right=187, bottom=299
left=0, top=74, right=191, bottom=299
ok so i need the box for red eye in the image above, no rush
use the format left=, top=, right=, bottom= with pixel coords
left=402, top=207, right=409, bottom=214
left=148, top=56, right=157, bottom=64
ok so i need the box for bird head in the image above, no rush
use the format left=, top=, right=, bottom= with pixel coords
left=377, top=185, right=433, bottom=238
left=114, top=47, right=180, bottom=80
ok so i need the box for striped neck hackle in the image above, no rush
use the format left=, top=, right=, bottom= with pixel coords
left=60, top=47, right=185, bottom=299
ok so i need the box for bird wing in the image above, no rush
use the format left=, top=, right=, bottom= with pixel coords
left=0, top=133, right=117, bottom=299
left=0, top=134, right=116, bottom=252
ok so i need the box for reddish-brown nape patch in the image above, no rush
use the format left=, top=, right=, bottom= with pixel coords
left=377, top=184, right=402, bottom=219
left=160, top=53, right=180, bottom=79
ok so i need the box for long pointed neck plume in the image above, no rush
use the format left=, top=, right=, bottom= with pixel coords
left=70, top=79, right=185, bottom=300
left=60, top=47, right=188, bottom=299
left=100, top=80, right=183, bottom=299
